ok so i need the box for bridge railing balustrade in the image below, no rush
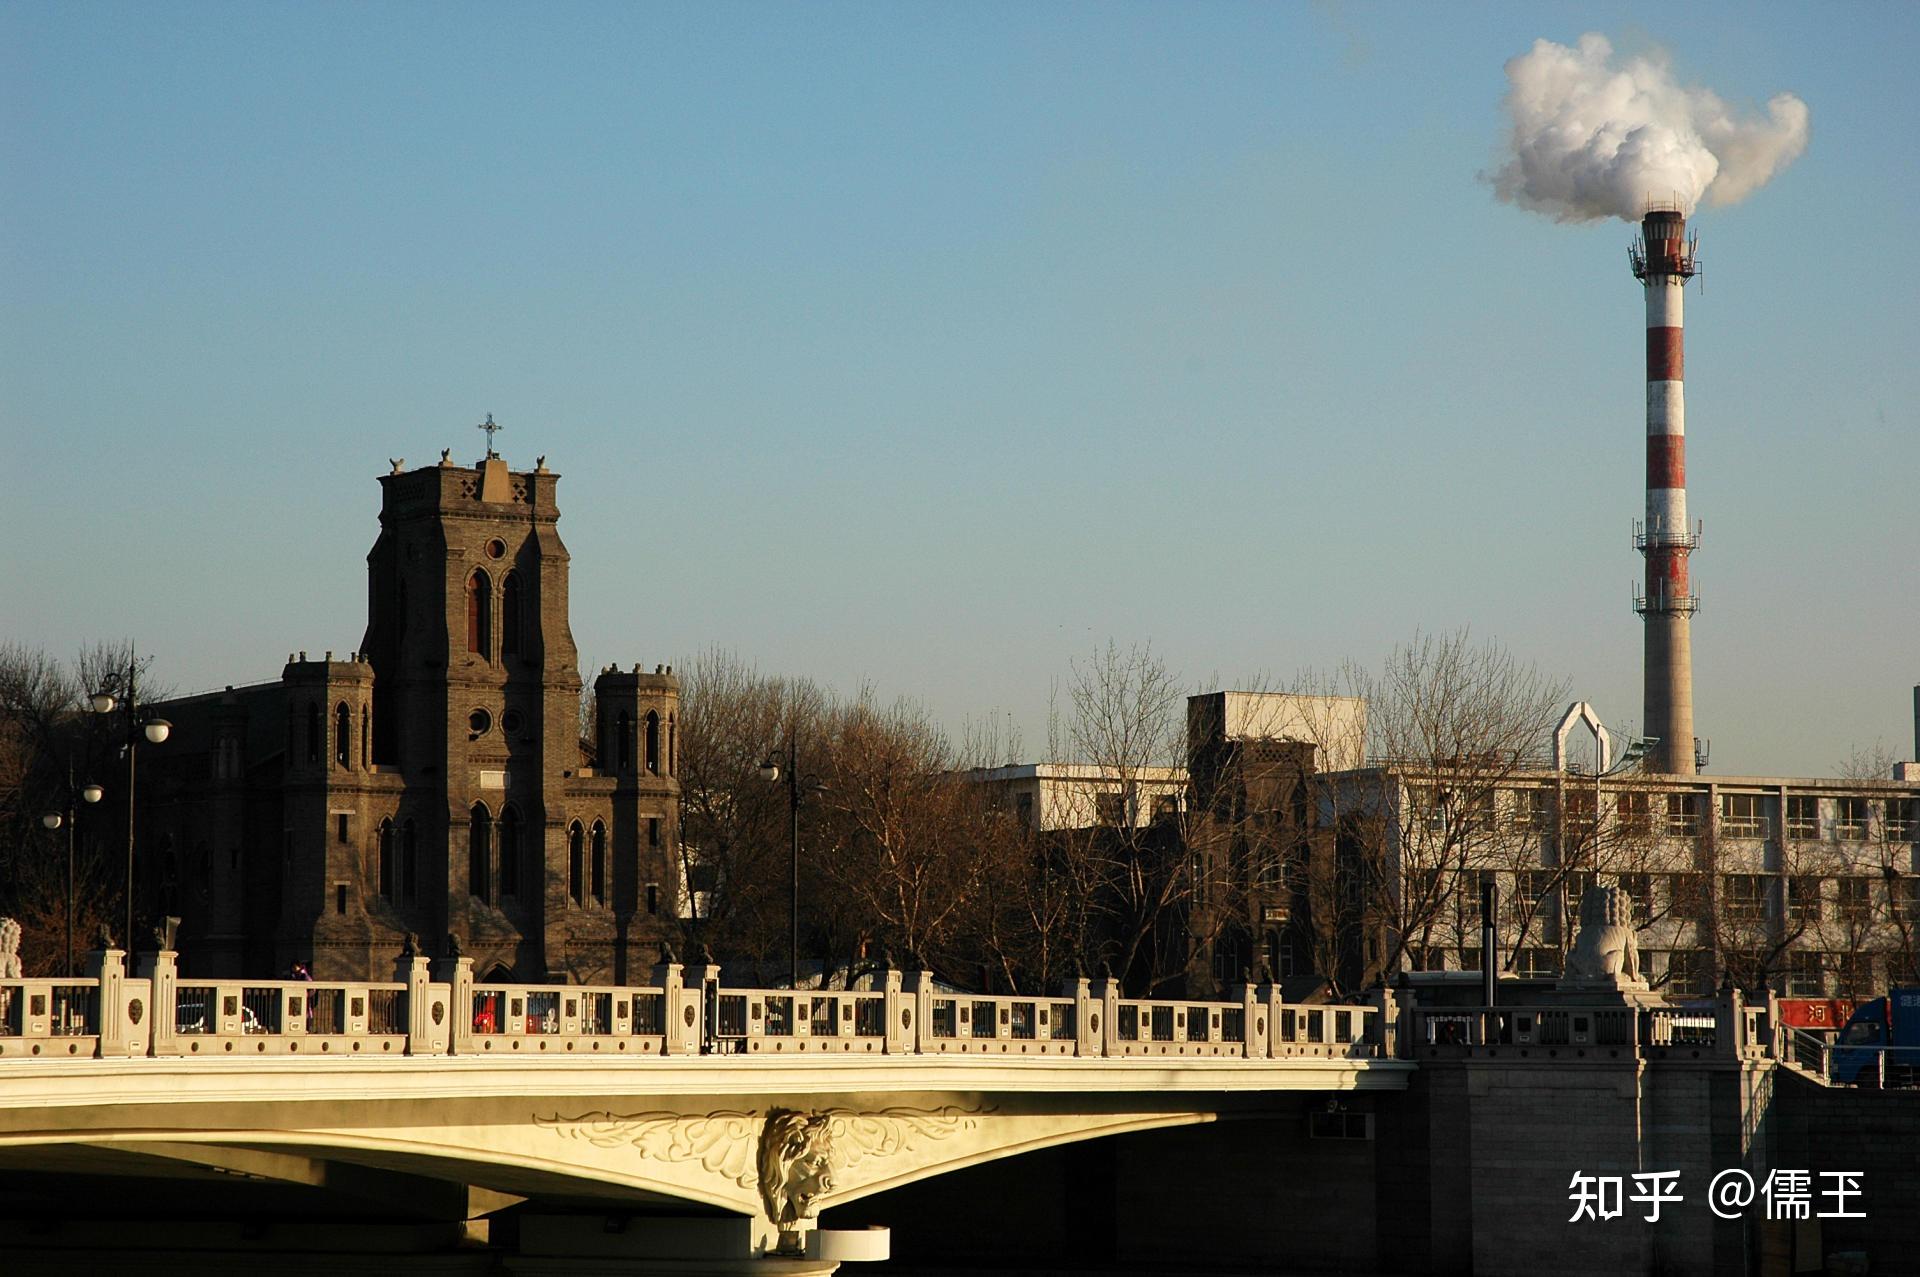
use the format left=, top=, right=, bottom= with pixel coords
left=463, top=982, right=669, bottom=1056
left=149, top=979, right=410, bottom=1057
left=1268, top=1005, right=1379, bottom=1059
left=1410, top=1004, right=1732, bottom=1056
left=919, top=994, right=1077, bottom=1055
left=714, top=993, right=748, bottom=1042
left=0, top=980, right=102, bottom=1057
left=727, top=991, right=886, bottom=1054
left=1051, top=1003, right=1076, bottom=1040
left=8, top=957, right=1393, bottom=1067
left=580, top=991, right=615, bottom=1035
left=1219, top=1006, right=1245, bottom=1043
left=1644, top=1007, right=1716, bottom=1049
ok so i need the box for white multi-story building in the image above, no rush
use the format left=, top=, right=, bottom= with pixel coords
left=960, top=763, right=1188, bottom=832
left=965, top=689, right=1920, bottom=1002
left=1317, top=760, right=1920, bottom=999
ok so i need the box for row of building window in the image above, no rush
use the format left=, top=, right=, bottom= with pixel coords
left=611, top=709, right=675, bottom=776
left=295, top=701, right=370, bottom=769
left=1433, top=869, right=1920, bottom=932
left=1416, top=787, right=1917, bottom=841
left=296, top=696, right=682, bottom=780
left=305, top=700, right=681, bottom=776
left=365, top=811, right=667, bottom=912
left=1085, top=791, right=1183, bottom=827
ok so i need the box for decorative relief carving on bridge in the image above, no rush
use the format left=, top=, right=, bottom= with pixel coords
left=538, top=1109, right=763, bottom=1187
left=536, top=1102, right=991, bottom=1229
left=755, top=1106, right=984, bottom=1227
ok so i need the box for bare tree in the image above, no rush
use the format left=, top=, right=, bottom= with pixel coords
left=808, top=695, right=998, bottom=981
left=1836, top=742, right=1899, bottom=783
left=1026, top=642, right=1200, bottom=995
left=673, top=649, right=826, bottom=979
left=0, top=642, right=175, bottom=970
left=1292, top=631, right=1571, bottom=991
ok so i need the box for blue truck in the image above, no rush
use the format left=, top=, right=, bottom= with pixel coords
left=1830, top=987, right=1920, bottom=1086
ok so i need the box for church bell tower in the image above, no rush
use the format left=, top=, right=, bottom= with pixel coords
left=356, top=427, right=590, bottom=976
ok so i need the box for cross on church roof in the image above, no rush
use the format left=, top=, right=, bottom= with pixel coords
left=477, top=413, right=503, bottom=458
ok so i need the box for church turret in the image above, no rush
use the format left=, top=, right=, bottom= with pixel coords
left=575, top=664, right=681, bottom=981
left=279, top=652, right=378, bottom=977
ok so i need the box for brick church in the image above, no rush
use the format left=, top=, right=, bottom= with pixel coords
left=143, top=448, right=682, bottom=982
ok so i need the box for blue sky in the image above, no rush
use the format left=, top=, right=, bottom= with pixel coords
left=5, top=3, right=1915, bottom=776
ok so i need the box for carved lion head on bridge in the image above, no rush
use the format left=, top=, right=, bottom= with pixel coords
left=759, top=1109, right=835, bottom=1229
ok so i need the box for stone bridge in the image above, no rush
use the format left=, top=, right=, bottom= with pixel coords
left=0, top=947, right=1411, bottom=1272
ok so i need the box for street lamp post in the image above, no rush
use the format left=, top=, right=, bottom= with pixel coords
left=759, top=734, right=802, bottom=990
left=41, top=768, right=104, bottom=977
left=1596, top=735, right=1656, bottom=835
left=91, top=648, right=171, bottom=953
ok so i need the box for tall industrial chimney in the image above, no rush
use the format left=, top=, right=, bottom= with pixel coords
left=1630, top=208, right=1700, bottom=775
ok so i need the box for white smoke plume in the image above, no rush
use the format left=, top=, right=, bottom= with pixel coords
left=1491, top=33, right=1809, bottom=223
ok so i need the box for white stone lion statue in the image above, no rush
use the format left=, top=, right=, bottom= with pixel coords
left=0, top=918, right=21, bottom=979
left=1565, top=885, right=1639, bottom=982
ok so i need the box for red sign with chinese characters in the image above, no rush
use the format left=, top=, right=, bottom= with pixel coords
left=1777, top=998, right=1857, bottom=1031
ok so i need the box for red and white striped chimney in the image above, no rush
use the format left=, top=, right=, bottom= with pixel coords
left=1630, top=208, right=1700, bottom=774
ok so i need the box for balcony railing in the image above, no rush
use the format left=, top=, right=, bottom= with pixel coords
left=1719, top=815, right=1770, bottom=840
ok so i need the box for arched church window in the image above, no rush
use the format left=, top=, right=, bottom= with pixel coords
left=466, top=570, right=491, bottom=658
left=307, top=702, right=321, bottom=763
left=469, top=803, right=492, bottom=903
left=644, top=712, right=660, bottom=775
left=501, top=571, right=523, bottom=657
left=568, top=822, right=584, bottom=905
left=335, top=702, right=351, bottom=768
left=499, top=805, right=521, bottom=898
left=378, top=819, right=395, bottom=900
left=616, top=711, right=631, bottom=771
left=590, top=821, right=607, bottom=905
left=667, top=715, right=676, bottom=776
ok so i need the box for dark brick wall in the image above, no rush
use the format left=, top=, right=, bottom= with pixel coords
left=1113, top=1113, right=1380, bottom=1270
left=821, top=1105, right=1382, bottom=1273
left=1770, top=1067, right=1920, bottom=1271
